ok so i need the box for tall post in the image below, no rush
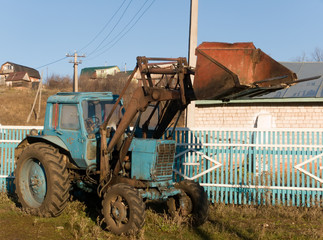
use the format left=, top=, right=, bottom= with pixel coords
left=186, top=0, right=198, bottom=128
left=73, top=53, right=78, bottom=92
left=67, top=52, right=85, bottom=92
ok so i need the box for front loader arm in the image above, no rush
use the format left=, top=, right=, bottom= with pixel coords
left=100, top=86, right=182, bottom=182
left=99, top=57, right=193, bottom=182
left=98, top=43, right=301, bottom=182
left=107, top=87, right=181, bottom=153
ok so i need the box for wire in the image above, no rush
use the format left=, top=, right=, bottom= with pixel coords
left=35, top=1, right=153, bottom=73
left=91, top=0, right=150, bottom=56
left=78, top=0, right=127, bottom=52
left=36, top=56, right=68, bottom=69
left=87, top=0, right=134, bottom=57
left=37, top=1, right=130, bottom=71
left=86, top=0, right=156, bottom=61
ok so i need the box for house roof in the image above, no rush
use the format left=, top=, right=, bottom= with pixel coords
left=80, top=66, right=119, bottom=76
left=5, top=72, right=29, bottom=82
left=3, top=62, right=40, bottom=79
left=196, top=61, right=323, bottom=105
left=257, top=62, right=323, bottom=98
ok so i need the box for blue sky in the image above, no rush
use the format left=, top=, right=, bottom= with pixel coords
left=1, top=0, right=323, bottom=79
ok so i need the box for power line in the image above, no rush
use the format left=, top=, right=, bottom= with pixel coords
left=35, top=1, right=129, bottom=73
left=78, top=0, right=127, bottom=52
left=36, top=57, right=67, bottom=69
left=37, top=0, right=155, bottom=71
left=90, top=0, right=150, bottom=56
left=86, top=0, right=156, bottom=61
left=87, top=0, right=134, bottom=57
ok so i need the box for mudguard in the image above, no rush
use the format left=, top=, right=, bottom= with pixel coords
left=16, top=135, right=69, bottom=152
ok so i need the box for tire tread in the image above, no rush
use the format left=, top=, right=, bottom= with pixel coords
left=14, top=142, right=70, bottom=217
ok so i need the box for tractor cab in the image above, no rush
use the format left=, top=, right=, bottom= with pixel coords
left=42, top=92, right=123, bottom=168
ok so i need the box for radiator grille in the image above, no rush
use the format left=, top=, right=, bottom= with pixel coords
left=154, top=143, right=176, bottom=181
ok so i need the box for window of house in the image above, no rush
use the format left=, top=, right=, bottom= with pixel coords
left=60, top=105, right=80, bottom=130
left=3, top=65, right=12, bottom=70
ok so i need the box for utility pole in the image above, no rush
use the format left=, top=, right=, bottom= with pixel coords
left=66, top=52, right=85, bottom=92
left=186, top=0, right=198, bottom=128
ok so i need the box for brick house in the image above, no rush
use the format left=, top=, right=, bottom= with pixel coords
left=193, top=62, right=323, bottom=129
left=0, top=62, right=40, bottom=87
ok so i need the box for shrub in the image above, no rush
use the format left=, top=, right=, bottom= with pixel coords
left=46, top=74, right=72, bottom=90
left=79, top=72, right=137, bottom=107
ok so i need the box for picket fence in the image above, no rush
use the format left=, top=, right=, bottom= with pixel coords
left=0, top=125, right=322, bottom=206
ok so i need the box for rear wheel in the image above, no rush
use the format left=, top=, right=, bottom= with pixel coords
left=14, top=142, right=70, bottom=217
left=102, top=183, right=145, bottom=235
left=167, top=180, right=209, bottom=226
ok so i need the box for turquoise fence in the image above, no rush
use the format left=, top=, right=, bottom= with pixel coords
left=169, top=128, right=323, bottom=207
left=1, top=126, right=322, bottom=206
left=0, top=126, right=43, bottom=193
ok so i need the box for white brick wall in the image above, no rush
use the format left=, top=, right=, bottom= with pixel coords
left=195, top=102, right=323, bottom=128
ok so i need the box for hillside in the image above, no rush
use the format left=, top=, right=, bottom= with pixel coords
left=0, top=76, right=185, bottom=127
left=0, top=87, right=69, bottom=126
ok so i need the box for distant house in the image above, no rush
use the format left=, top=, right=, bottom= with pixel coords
left=80, top=66, right=120, bottom=79
left=0, top=62, right=40, bottom=87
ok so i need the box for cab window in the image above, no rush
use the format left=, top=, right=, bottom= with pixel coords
left=60, top=105, right=80, bottom=130
left=82, top=100, right=122, bottom=134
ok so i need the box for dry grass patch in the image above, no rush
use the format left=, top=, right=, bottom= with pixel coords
left=0, top=193, right=322, bottom=240
left=0, top=87, right=59, bottom=126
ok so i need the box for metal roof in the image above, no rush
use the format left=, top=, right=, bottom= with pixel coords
left=80, top=66, right=119, bottom=76
left=47, top=92, right=116, bottom=104
left=257, top=62, right=323, bottom=98
left=195, top=62, right=323, bottom=105
left=5, top=72, right=29, bottom=82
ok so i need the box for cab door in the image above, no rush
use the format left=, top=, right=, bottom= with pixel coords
left=58, top=104, right=87, bottom=165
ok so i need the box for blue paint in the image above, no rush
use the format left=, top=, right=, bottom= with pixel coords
left=139, top=188, right=182, bottom=200
left=1, top=125, right=323, bottom=207
left=19, top=158, right=47, bottom=208
left=43, top=92, right=121, bottom=168
left=76, top=181, right=93, bottom=193
left=130, top=138, right=176, bottom=183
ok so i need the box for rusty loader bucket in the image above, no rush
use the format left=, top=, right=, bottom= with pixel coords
left=193, top=42, right=297, bottom=100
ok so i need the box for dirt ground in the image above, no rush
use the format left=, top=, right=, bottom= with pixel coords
left=1, top=192, right=322, bottom=240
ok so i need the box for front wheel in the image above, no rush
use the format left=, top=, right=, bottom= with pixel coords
left=167, top=180, right=209, bottom=226
left=102, top=183, right=145, bottom=235
left=14, top=142, right=70, bottom=217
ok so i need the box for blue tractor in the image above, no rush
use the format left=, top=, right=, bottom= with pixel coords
left=14, top=57, right=209, bottom=235
left=14, top=45, right=298, bottom=235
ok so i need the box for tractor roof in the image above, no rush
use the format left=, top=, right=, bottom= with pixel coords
left=47, top=92, right=118, bottom=104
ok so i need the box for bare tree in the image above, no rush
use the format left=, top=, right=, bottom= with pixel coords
left=293, top=47, right=323, bottom=62
left=311, top=47, right=323, bottom=62
left=293, top=51, right=308, bottom=62
left=46, top=74, right=72, bottom=90
left=79, top=72, right=137, bottom=107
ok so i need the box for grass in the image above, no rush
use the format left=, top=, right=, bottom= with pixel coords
left=0, top=87, right=62, bottom=126
left=0, top=191, right=322, bottom=240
